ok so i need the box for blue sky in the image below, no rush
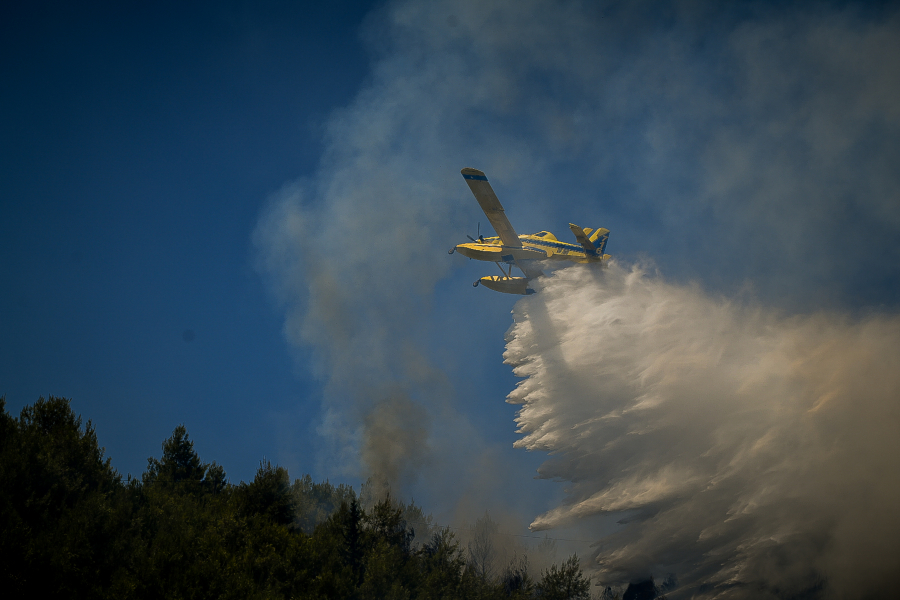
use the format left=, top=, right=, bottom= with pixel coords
left=3, top=1, right=900, bottom=572
left=1, top=0, right=375, bottom=482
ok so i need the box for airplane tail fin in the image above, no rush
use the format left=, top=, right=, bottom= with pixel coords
left=569, top=224, right=610, bottom=257
left=589, top=227, right=610, bottom=255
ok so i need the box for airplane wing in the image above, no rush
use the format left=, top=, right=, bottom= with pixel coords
left=461, top=168, right=522, bottom=248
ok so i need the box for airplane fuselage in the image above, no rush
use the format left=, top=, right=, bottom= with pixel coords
left=454, top=232, right=608, bottom=264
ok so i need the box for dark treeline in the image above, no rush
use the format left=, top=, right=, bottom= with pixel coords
left=0, top=396, right=593, bottom=599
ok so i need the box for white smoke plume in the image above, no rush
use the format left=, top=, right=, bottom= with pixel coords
left=506, top=262, right=900, bottom=598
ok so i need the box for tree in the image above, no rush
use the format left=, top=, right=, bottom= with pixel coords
left=237, top=460, right=295, bottom=527
left=357, top=495, right=417, bottom=600
left=418, top=528, right=468, bottom=599
left=330, top=498, right=367, bottom=588
left=536, top=555, right=591, bottom=600
left=0, top=396, right=130, bottom=599
left=468, top=511, right=500, bottom=580
left=142, top=424, right=224, bottom=493
left=622, top=578, right=660, bottom=600
left=367, top=494, right=414, bottom=556
left=292, top=473, right=357, bottom=533
left=500, top=554, right=534, bottom=598
left=130, top=424, right=238, bottom=598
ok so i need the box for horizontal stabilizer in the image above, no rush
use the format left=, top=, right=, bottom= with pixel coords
left=569, top=223, right=597, bottom=255
left=569, top=224, right=610, bottom=257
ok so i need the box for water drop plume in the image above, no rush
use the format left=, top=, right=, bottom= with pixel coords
left=506, top=262, right=900, bottom=598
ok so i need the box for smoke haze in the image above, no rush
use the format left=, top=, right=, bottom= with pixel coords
left=253, top=0, right=900, bottom=594
left=507, top=263, right=900, bottom=597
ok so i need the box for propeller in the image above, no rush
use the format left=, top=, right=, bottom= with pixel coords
left=466, top=222, right=484, bottom=243
left=450, top=222, right=484, bottom=254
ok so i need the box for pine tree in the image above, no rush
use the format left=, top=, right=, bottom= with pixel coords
left=536, top=554, right=591, bottom=600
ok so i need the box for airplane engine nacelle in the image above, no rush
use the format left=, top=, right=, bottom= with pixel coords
left=478, top=276, right=535, bottom=295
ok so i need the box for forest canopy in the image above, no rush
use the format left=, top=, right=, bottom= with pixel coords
left=0, top=396, right=598, bottom=600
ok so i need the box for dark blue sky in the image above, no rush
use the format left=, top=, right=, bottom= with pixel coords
left=1, top=1, right=376, bottom=482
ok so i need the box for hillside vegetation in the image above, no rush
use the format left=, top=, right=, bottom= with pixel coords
left=0, top=396, right=592, bottom=599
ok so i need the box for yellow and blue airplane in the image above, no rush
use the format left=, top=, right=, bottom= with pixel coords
left=449, top=167, right=610, bottom=294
